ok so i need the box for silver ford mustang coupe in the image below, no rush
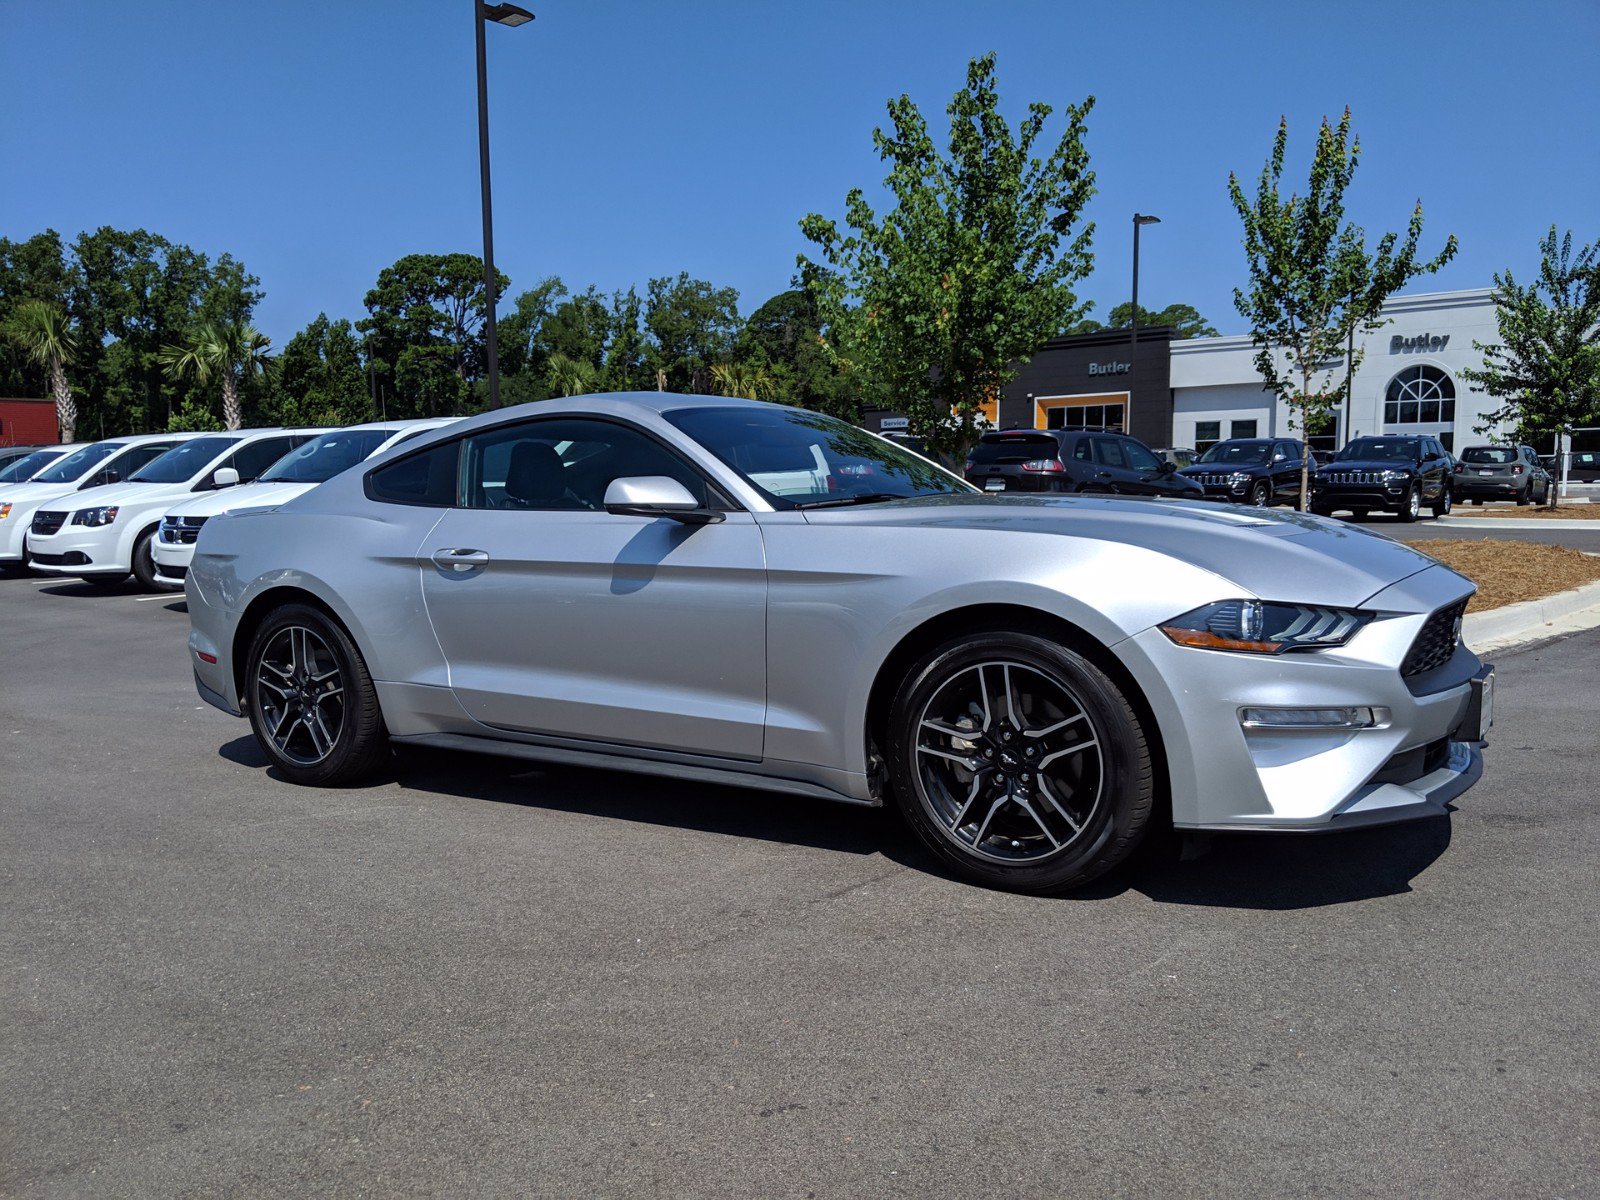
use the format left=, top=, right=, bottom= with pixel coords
left=187, top=393, right=1493, bottom=893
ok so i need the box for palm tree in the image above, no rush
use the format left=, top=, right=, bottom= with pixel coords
left=710, top=361, right=775, bottom=400
left=4, top=300, right=79, bottom=442
left=159, top=322, right=273, bottom=430
left=545, top=353, right=602, bottom=398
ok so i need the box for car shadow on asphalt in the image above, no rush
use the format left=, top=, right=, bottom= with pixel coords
left=33, top=580, right=141, bottom=598
left=219, top=737, right=1454, bottom=908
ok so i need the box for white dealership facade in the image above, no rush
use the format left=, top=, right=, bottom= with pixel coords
left=1169, top=287, right=1501, bottom=453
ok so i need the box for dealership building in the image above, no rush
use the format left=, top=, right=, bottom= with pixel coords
left=869, top=287, right=1536, bottom=455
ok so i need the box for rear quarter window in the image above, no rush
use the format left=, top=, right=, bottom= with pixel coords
left=367, top=440, right=460, bottom=506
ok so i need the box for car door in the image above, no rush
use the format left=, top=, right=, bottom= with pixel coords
left=418, top=415, right=769, bottom=761
left=1087, top=435, right=1142, bottom=492
left=1272, top=441, right=1303, bottom=501
left=1109, top=436, right=1175, bottom=495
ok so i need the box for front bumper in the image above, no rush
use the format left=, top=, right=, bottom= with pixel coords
left=26, top=524, right=124, bottom=575
left=1311, top=484, right=1410, bottom=510
left=1113, top=565, right=1487, bottom=831
left=151, top=536, right=194, bottom=588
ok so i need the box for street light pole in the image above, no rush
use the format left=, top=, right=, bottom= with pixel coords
left=1128, top=213, right=1160, bottom=430
left=475, top=2, right=534, bottom=411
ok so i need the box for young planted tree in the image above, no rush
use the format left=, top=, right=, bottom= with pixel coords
left=159, top=321, right=273, bottom=430
left=1461, top=226, right=1599, bottom=500
left=799, top=53, right=1095, bottom=458
left=1229, top=108, right=1457, bottom=507
left=4, top=299, right=79, bottom=441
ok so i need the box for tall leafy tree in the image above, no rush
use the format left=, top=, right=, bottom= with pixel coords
left=738, top=289, right=856, bottom=418
left=1072, top=302, right=1219, bottom=339
left=360, top=253, right=508, bottom=417
left=1461, top=226, right=1600, bottom=489
left=0, top=230, right=73, bottom=397
left=709, top=361, right=775, bottom=400
left=1229, top=109, right=1457, bottom=506
left=545, top=353, right=603, bottom=397
left=643, top=273, right=742, bottom=393
left=158, top=321, right=273, bottom=430
left=3, top=300, right=79, bottom=441
left=270, top=313, right=372, bottom=426
left=800, top=53, right=1096, bottom=456
left=497, top=275, right=568, bottom=380
left=603, top=287, right=651, bottom=391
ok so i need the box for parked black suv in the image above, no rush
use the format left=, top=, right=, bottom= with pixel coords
left=1311, top=435, right=1453, bottom=521
left=1452, top=444, right=1551, bottom=505
left=1177, top=437, right=1315, bottom=507
left=963, top=428, right=1204, bottom=499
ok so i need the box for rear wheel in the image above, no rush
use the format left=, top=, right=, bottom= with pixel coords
left=887, top=631, right=1154, bottom=894
left=245, top=603, right=389, bottom=786
left=130, top=529, right=159, bottom=590
left=1516, top=485, right=1531, bottom=506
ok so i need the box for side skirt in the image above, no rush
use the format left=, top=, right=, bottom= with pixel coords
left=391, top=731, right=878, bottom=808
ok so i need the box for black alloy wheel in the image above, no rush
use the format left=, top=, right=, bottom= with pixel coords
left=1247, top=481, right=1271, bottom=507
left=245, top=603, right=389, bottom=785
left=888, top=631, right=1154, bottom=894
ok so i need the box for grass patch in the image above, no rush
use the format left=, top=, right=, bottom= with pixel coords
left=1400, top=538, right=1600, bottom=611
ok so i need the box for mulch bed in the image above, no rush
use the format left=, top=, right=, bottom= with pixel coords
left=1399, top=538, right=1600, bottom=612
left=1450, top=503, right=1599, bottom=519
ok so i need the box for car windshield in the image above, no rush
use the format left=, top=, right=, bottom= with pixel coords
left=666, top=406, right=972, bottom=508
left=259, top=428, right=392, bottom=482
left=1462, top=447, right=1517, bottom=465
left=129, top=436, right=239, bottom=483
left=1196, top=441, right=1271, bottom=465
left=0, top=449, right=64, bottom=483
left=29, top=441, right=121, bottom=483
left=1335, top=438, right=1420, bottom=462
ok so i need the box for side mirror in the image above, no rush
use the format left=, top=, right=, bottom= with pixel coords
left=212, top=467, right=240, bottom=489
left=603, top=476, right=723, bottom=525
left=1158, top=459, right=1177, bottom=474
left=99, top=468, right=120, bottom=485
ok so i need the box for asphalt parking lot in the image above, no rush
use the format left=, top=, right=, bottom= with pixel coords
left=3, top=571, right=1596, bottom=1197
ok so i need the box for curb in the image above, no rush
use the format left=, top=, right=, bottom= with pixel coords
left=1463, top=578, right=1600, bottom=654
left=1435, top=517, right=1600, bottom=530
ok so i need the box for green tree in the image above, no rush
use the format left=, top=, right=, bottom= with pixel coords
left=158, top=321, right=274, bottom=430
left=1461, top=226, right=1600, bottom=494
left=3, top=299, right=79, bottom=441
left=498, top=275, right=568, bottom=380
left=270, top=313, right=372, bottom=426
left=0, top=230, right=73, bottom=397
left=603, top=287, right=651, bottom=391
left=738, top=289, right=857, bottom=418
left=709, top=360, right=776, bottom=400
left=799, top=53, right=1096, bottom=457
left=643, top=272, right=742, bottom=393
left=360, top=253, right=508, bottom=417
left=1228, top=108, right=1457, bottom=507
left=1072, top=301, right=1219, bottom=339
left=545, top=352, right=603, bottom=397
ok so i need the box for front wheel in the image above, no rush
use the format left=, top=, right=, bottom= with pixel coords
left=245, top=603, right=389, bottom=786
left=1247, top=481, right=1271, bottom=507
left=130, top=529, right=160, bottom=590
left=887, top=631, right=1154, bottom=894
left=1396, top=486, right=1421, bottom=522
left=1432, top=486, right=1453, bottom=518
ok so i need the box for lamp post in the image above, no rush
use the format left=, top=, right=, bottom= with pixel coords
left=1128, top=213, right=1160, bottom=427
left=475, top=2, right=534, bottom=410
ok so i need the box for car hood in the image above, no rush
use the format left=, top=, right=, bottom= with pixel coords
left=164, top=481, right=316, bottom=519
left=803, top=493, right=1444, bottom=608
left=0, top=480, right=81, bottom=507
left=1316, top=459, right=1418, bottom=473
left=1177, top=463, right=1267, bottom=476
left=52, top=480, right=186, bottom=512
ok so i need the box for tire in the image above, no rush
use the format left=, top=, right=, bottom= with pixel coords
left=244, top=602, right=389, bottom=786
left=1471, top=498, right=1483, bottom=506
left=1396, top=486, right=1421, bottom=522
left=1247, top=481, right=1271, bottom=507
left=130, top=528, right=160, bottom=590
left=1350, top=508, right=1368, bottom=521
left=1515, top=486, right=1530, bottom=506
left=1309, top=505, right=1331, bottom=517
left=887, top=630, right=1154, bottom=895
left=1432, top=485, right=1453, bottom=519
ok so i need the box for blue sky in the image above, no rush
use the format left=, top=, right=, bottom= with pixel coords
left=3, top=0, right=1597, bottom=345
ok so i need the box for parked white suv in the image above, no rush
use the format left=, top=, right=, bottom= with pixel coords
left=27, top=428, right=322, bottom=589
left=151, top=419, right=457, bottom=588
left=1, top=434, right=206, bottom=569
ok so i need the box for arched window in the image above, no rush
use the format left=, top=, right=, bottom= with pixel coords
left=1384, top=365, right=1456, bottom=425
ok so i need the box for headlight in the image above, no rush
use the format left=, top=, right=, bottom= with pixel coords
left=1160, top=599, right=1371, bottom=654
left=72, top=506, right=119, bottom=527
left=1229, top=471, right=1250, bottom=484
left=1381, top=469, right=1410, bottom=482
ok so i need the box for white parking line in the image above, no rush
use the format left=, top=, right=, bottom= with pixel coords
left=134, top=594, right=178, bottom=602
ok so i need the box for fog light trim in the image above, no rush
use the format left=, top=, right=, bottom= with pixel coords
left=1238, top=706, right=1388, bottom=730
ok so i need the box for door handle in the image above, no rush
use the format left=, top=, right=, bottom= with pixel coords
left=432, top=547, right=490, bottom=572
left=1095, top=470, right=1112, bottom=479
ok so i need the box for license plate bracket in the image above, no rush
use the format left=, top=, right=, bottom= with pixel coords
left=984, top=477, right=1006, bottom=491
left=1457, top=665, right=1494, bottom=743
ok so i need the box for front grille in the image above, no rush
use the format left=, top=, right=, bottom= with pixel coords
left=1401, top=599, right=1468, bottom=677
left=1194, top=472, right=1243, bottom=488
left=157, top=563, right=189, bottom=581
left=31, top=510, right=67, bottom=536
left=1322, top=470, right=1386, bottom=485
left=29, top=551, right=66, bottom=565
left=159, top=515, right=209, bottom=544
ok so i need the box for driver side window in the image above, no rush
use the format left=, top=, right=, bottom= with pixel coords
left=460, top=417, right=719, bottom=511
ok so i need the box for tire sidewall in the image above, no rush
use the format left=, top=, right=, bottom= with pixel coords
left=1248, top=482, right=1270, bottom=507
left=130, top=528, right=159, bottom=590
left=245, top=603, right=384, bottom=785
left=887, top=631, right=1153, bottom=893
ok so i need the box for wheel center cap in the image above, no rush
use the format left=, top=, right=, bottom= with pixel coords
left=998, top=749, right=1023, bottom=771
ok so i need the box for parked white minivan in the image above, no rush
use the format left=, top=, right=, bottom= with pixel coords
left=26, top=428, right=322, bottom=588
left=151, top=419, right=457, bottom=588
left=0, top=434, right=206, bottom=570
